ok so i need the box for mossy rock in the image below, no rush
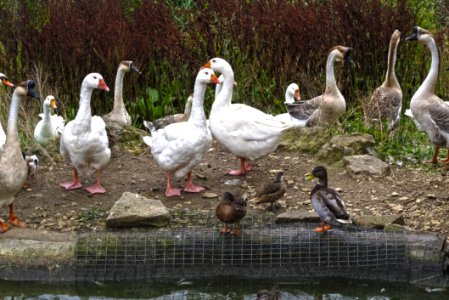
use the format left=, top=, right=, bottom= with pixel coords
left=317, top=133, right=375, bottom=163
left=106, top=124, right=148, bottom=152
left=280, top=127, right=331, bottom=154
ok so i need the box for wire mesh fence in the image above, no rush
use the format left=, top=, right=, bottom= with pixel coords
left=75, top=212, right=409, bottom=282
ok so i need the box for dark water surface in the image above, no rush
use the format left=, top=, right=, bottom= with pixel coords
left=0, top=278, right=448, bottom=299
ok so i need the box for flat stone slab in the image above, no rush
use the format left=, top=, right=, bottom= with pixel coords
left=343, top=154, right=390, bottom=176
left=352, top=214, right=404, bottom=229
left=275, top=210, right=320, bottom=223
left=106, top=192, right=170, bottom=228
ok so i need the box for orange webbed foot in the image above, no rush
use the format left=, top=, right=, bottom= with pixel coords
left=0, top=222, right=10, bottom=233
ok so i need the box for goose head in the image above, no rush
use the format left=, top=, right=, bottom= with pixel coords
left=405, top=26, right=433, bottom=44
left=119, top=60, right=141, bottom=74
left=330, top=46, right=353, bottom=64
left=391, top=29, right=401, bottom=43
left=83, top=73, right=110, bottom=92
left=14, top=80, right=39, bottom=100
left=196, top=68, right=221, bottom=85
left=43, top=95, right=57, bottom=109
left=285, top=83, right=301, bottom=104
left=0, top=73, right=14, bottom=88
left=202, top=57, right=233, bottom=75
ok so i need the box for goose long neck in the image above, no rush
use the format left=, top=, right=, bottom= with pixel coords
left=417, top=36, right=439, bottom=95
left=113, top=68, right=126, bottom=111
left=384, top=38, right=399, bottom=87
left=5, top=91, right=23, bottom=152
left=189, top=81, right=208, bottom=127
left=325, top=52, right=339, bottom=94
left=43, top=104, right=51, bottom=122
left=212, top=66, right=234, bottom=110
left=75, top=84, right=94, bottom=126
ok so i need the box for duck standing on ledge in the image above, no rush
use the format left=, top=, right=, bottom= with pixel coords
left=252, top=171, right=286, bottom=211
left=215, top=191, right=247, bottom=236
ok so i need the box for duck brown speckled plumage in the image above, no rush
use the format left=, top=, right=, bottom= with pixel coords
left=253, top=171, right=286, bottom=211
left=306, top=166, right=351, bottom=232
left=256, top=286, right=281, bottom=300
left=215, top=191, right=247, bottom=236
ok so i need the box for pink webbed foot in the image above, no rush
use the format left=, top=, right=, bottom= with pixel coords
left=184, top=184, right=205, bottom=193
left=226, top=169, right=247, bottom=176
left=85, top=183, right=107, bottom=194
left=59, top=181, right=82, bottom=190
left=165, top=187, right=181, bottom=197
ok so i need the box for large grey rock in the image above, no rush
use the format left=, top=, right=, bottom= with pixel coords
left=280, top=127, right=331, bottom=154
left=275, top=210, right=320, bottom=223
left=317, top=133, right=375, bottom=162
left=352, top=214, right=404, bottom=229
left=343, top=154, right=390, bottom=176
left=106, top=192, right=170, bottom=228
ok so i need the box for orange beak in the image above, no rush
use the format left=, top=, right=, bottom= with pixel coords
left=98, top=79, right=110, bottom=92
left=201, top=61, right=212, bottom=70
left=2, top=78, right=14, bottom=88
left=50, top=98, right=57, bottom=109
left=211, top=74, right=221, bottom=84
left=295, top=89, right=301, bottom=101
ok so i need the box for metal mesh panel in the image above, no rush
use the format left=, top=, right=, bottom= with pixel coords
left=75, top=213, right=409, bottom=282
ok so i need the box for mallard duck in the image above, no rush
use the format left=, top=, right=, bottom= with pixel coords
left=0, top=73, right=15, bottom=151
left=143, top=94, right=193, bottom=132
left=252, top=171, right=286, bottom=211
left=256, top=286, right=281, bottom=300
left=405, top=27, right=449, bottom=163
left=305, top=166, right=351, bottom=232
left=215, top=191, right=247, bottom=236
left=143, top=68, right=219, bottom=197
left=34, top=95, right=65, bottom=146
left=103, top=60, right=140, bottom=126
left=285, top=46, right=352, bottom=127
left=0, top=80, right=39, bottom=233
left=59, top=73, right=111, bottom=194
left=204, top=57, right=292, bottom=175
left=364, top=30, right=402, bottom=131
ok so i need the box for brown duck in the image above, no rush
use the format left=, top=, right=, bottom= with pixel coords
left=253, top=171, right=286, bottom=211
left=256, top=286, right=281, bottom=300
left=215, top=191, right=247, bottom=236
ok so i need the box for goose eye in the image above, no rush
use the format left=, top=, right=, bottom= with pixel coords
left=212, top=59, right=216, bottom=63
left=205, top=72, right=209, bottom=75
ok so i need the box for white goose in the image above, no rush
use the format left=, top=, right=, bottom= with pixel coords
left=0, top=80, right=39, bottom=233
left=103, top=60, right=140, bottom=126
left=405, top=26, right=449, bottom=163
left=0, top=73, right=15, bottom=151
left=143, top=68, right=220, bottom=197
left=364, top=30, right=402, bottom=131
left=34, top=95, right=65, bottom=146
left=273, top=83, right=302, bottom=124
left=60, top=73, right=111, bottom=194
left=204, top=57, right=292, bottom=176
left=284, top=46, right=352, bottom=127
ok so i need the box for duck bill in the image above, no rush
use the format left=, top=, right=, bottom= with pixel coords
left=98, top=79, right=110, bottom=92
left=211, top=74, right=221, bottom=84
left=2, top=78, right=14, bottom=87
left=305, top=173, right=315, bottom=181
left=294, top=89, right=301, bottom=101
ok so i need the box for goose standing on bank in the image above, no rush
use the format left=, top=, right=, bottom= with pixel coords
left=143, top=68, right=220, bottom=197
left=364, top=30, right=402, bottom=131
left=103, top=61, right=140, bottom=126
left=405, top=27, right=449, bottom=163
left=285, top=46, right=352, bottom=127
left=204, top=57, right=292, bottom=175
left=34, top=95, right=65, bottom=146
left=0, top=73, right=15, bottom=151
left=60, top=73, right=111, bottom=194
left=0, top=80, right=39, bottom=233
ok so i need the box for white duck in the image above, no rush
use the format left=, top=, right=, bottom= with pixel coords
left=0, top=73, right=15, bottom=151
left=364, top=30, right=402, bottom=131
left=0, top=80, right=39, bottom=233
left=284, top=46, right=352, bottom=127
left=34, top=95, right=65, bottom=146
left=405, top=26, right=449, bottom=163
left=273, top=83, right=302, bottom=124
left=103, top=60, right=140, bottom=126
left=60, top=73, right=111, bottom=194
left=143, top=68, right=220, bottom=197
left=203, top=57, right=292, bottom=176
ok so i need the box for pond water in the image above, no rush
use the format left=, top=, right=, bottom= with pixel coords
left=0, top=278, right=448, bottom=299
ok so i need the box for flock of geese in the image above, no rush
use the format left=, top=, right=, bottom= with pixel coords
left=0, top=26, right=448, bottom=234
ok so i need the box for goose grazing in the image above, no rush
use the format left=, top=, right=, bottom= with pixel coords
left=0, top=80, right=39, bottom=233
left=405, top=27, right=449, bottom=163
left=364, top=30, right=402, bottom=131
left=215, top=191, right=247, bottom=236
left=103, top=60, right=140, bottom=126
left=305, top=166, right=351, bottom=232
left=143, top=68, right=220, bottom=197
left=285, top=46, right=352, bottom=127
left=33, top=95, right=65, bottom=146
left=143, top=94, right=193, bottom=132
left=204, top=57, right=292, bottom=175
left=60, top=73, right=111, bottom=194
left=273, top=83, right=302, bottom=124
left=0, top=73, right=15, bottom=151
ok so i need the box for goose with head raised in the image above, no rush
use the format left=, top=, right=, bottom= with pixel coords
left=285, top=46, right=352, bottom=127
left=34, top=95, right=65, bottom=146
left=0, top=73, right=15, bottom=151
left=405, top=27, right=449, bottom=164
left=103, top=60, right=140, bottom=126
left=364, top=30, right=402, bottom=131
left=203, top=57, right=292, bottom=176
left=143, top=68, right=220, bottom=197
left=273, top=83, right=302, bottom=124
left=0, top=80, right=39, bottom=233
left=60, top=73, right=111, bottom=194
